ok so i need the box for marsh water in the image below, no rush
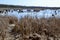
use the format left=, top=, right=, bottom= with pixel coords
left=0, top=9, right=60, bottom=19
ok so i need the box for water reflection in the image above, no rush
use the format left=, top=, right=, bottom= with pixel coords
left=0, top=9, right=60, bottom=19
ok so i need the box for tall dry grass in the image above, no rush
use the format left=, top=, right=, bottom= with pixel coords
left=0, top=16, right=60, bottom=40
left=0, top=16, right=18, bottom=40
left=9, top=16, right=60, bottom=39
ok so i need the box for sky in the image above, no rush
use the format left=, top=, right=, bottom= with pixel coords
left=0, top=0, right=60, bottom=7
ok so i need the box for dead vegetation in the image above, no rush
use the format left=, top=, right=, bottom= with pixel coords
left=0, top=16, right=60, bottom=40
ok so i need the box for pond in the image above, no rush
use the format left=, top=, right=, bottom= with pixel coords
left=0, top=9, right=60, bottom=19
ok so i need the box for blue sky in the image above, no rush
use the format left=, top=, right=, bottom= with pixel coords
left=0, top=0, right=60, bottom=7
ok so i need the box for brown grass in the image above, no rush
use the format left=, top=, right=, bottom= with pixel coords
left=0, top=16, right=60, bottom=40
left=18, top=17, right=60, bottom=36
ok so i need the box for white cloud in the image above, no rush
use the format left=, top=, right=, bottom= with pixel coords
left=0, top=0, right=60, bottom=7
